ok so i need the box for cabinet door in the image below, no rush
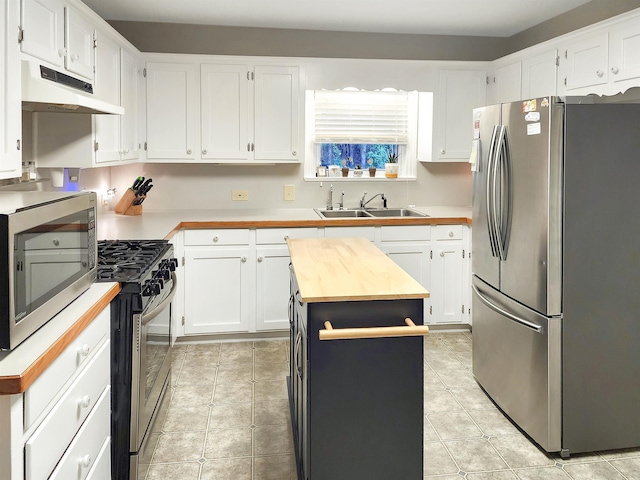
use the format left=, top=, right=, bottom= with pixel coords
left=93, top=33, right=121, bottom=164
left=430, top=242, right=464, bottom=324
left=487, top=61, right=521, bottom=104
left=256, top=246, right=292, bottom=331
left=380, top=243, right=431, bottom=321
left=0, top=0, right=21, bottom=180
left=184, top=247, right=250, bottom=334
left=121, top=48, right=141, bottom=160
left=436, top=70, right=486, bottom=161
left=522, top=49, right=558, bottom=99
left=609, top=18, right=640, bottom=83
left=253, top=65, right=300, bottom=161
left=563, top=32, right=609, bottom=90
left=20, top=0, right=65, bottom=68
left=146, top=62, right=198, bottom=160
left=201, top=64, right=249, bottom=160
left=65, top=6, right=94, bottom=81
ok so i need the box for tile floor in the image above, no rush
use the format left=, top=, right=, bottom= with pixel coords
left=146, top=332, right=640, bottom=480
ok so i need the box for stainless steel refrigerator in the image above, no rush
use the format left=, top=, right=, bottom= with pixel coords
left=471, top=96, right=640, bottom=457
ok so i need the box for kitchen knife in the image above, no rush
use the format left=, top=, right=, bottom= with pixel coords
left=131, top=176, right=144, bottom=192
left=138, top=182, right=153, bottom=196
left=132, top=196, right=145, bottom=206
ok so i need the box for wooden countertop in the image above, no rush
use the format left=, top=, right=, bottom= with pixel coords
left=287, top=237, right=430, bottom=303
left=0, top=283, right=120, bottom=395
left=96, top=206, right=471, bottom=241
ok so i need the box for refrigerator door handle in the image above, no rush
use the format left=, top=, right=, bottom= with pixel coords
left=472, top=283, right=543, bottom=334
left=486, top=125, right=500, bottom=258
left=495, top=125, right=512, bottom=261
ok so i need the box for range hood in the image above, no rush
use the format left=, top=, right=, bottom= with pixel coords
left=21, top=60, right=124, bottom=115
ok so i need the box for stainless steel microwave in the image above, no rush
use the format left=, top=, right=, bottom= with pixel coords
left=0, top=191, right=97, bottom=350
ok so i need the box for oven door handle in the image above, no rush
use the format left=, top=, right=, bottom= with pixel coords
left=141, top=273, right=178, bottom=326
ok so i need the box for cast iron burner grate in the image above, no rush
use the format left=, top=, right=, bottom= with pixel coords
left=97, top=239, right=170, bottom=282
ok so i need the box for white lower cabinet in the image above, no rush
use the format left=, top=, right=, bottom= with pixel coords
left=0, top=303, right=111, bottom=480
left=181, top=224, right=470, bottom=335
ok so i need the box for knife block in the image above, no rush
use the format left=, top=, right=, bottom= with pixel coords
left=114, top=189, right=143, bottom=216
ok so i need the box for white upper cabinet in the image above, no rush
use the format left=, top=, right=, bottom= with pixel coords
left=435, top=69, right=486, bottom=162
left=0, top=0, right=22, bottom=180
left=20, top=0, right=95, bottom=81
left=253, top=65, right=300, bottom=161
left=562, top=31, right=609, bottom=91
left=65, top=5, right=94, bottom=80
left=608, top=17, right=640, bottom=84
left=20, top=0, right=65, bottom=68
left=93, top=31, right=121, bottom=164
left=148, top=59, right=302, bottom=163
left=521, top=49, right=558, bottom=99
left=487, top=61, right=522, bottom=104
left=121, top=48, right=141, bottom=161
left=200, top=63, right=249, bottom=160
left=146, top=62, right=199, bottom=160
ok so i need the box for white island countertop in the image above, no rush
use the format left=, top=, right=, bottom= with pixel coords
left=97, top=206, right=471, bottom=240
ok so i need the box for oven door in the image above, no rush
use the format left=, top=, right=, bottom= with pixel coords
left=130, top=272, right=176, bottom=452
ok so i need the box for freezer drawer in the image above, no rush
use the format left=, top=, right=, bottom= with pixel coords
left=472, top=276, right=561, bottom=452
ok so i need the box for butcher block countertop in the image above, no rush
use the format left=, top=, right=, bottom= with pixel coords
left=0, top=283, right=120, bottom=394
left=97, top=206, right=471, bottom=240
left=287, top=237, right=430, bottom=303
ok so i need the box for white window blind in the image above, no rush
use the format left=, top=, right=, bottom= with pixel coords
left=314, top=90, right=409, bottom=144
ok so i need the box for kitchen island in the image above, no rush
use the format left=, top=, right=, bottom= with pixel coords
left=287, top=237, right=429, bottom=480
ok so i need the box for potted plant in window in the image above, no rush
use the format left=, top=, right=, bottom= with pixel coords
left=341, top=158, right=349, bottom=177
left=385, top=153, right=399, bottom=178
left=368, top=158, right=376, bottom=177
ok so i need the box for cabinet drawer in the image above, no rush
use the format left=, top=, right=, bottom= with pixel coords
left=324, top=226, right=375, bottom=241
left=49, top=386, right=111, bottom=480
left=25, top=340, right=110, bottom=480
left=256, top=228, right=317, bottom=244
left=380, top=225, right=431, bottom=242
left=85, top=437, right=111, bottom=480
left=24, top=307, right=109, bottom=429
left=184, top=229, right=250, bottom=246
left=435, top=225, right=463, bottom=240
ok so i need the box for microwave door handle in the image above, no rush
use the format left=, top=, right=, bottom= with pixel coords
left=486, top=125, right=500, bottom=258
left=472, top=283, right=543, bottom=334
left=141, top=273, right=177, bottom=326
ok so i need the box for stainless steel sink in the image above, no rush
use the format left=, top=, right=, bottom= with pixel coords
left=365, top=208, right=428, bottom=217
left=315, top=209, right=373, bottom=218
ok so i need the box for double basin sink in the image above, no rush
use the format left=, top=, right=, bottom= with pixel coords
left=315, top=208, right=428, bottom=219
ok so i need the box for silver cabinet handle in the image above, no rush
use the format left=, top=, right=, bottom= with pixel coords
left=187, top=149, right=192, bottom=154
left=251, top=143, right=255, bottom=152
left=440, top=148, right=446, bottom=154
left=202, top=149, right=207, bottom=155
left=257, top=256, right=263, bottom=262
left=241, top=256, right=247, bottom=263
left=596, top=69, right=604, bottom=77
left=247, top=143, right=251, bottom=151
left=292, top=151, right=297, bottom=156
left=448, top=231, right=454, bottom=237
left=611, top=66, right=619, bottom=75
left=284, top=235, right=289, bottom=241
left=440, top=251, right=445, bottom=257
left=53, top=239, right=60, bottom=246
left=212, top=236, right=219, bottom=243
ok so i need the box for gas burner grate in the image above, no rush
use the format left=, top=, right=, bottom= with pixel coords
left=97, top=240, right=170, bottom=282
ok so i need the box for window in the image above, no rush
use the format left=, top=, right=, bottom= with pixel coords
left=304, top=89, right=430, bottom=180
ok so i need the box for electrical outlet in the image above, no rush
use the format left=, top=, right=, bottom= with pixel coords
left=284, top=184, right=295, bottom=201
left=232, top=190, right=249, bottom=201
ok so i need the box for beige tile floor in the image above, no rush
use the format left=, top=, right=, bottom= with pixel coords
left=146, top=333, right=640, bottom=480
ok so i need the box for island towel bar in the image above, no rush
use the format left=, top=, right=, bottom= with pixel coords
left=319, top=318, right=429, bottom=340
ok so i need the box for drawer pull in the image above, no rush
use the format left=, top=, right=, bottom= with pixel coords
left=319, top=318, right=429, bottom=340
left=448, top=231, right=454, bottom=237
left=213, top=236, right=219, bottom=242
left=53, top=239, right=60, bottom=246
left=78, top=344, right=91, bottom=357
left=77, top=395, right=91, bottom=409
left=79, top=454, right=92, bottom=468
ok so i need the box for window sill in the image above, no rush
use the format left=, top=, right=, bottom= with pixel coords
left=304, top=175, right=416, bottom=182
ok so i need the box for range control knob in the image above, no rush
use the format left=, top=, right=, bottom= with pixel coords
left=158, top=269, right=170, bottom=280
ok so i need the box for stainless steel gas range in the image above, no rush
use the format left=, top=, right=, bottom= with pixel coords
left=97, top=240, right=177, bottom=480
